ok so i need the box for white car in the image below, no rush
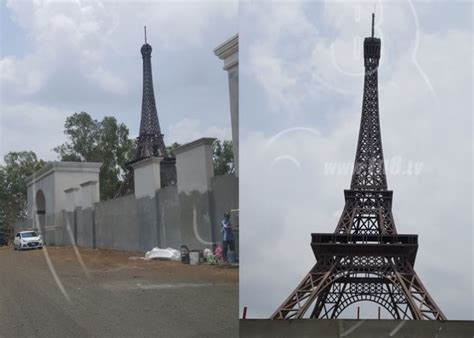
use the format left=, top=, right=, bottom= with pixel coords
left=14, top=231, right=43, bottom=250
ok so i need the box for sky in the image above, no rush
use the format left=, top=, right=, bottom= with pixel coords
left=0, top=0, right=238, bottom=162
left=239, top=1, right=473, bottom=320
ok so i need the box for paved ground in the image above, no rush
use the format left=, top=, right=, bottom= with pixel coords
left=0, top=245, right=238, bottom=337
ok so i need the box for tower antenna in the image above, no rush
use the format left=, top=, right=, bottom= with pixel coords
left=371, top=12, right=375, bottom=37
left=144, top=26, right=147, bottom=44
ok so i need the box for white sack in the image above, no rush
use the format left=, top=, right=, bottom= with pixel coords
left=145, top=247, right=181, bottom=261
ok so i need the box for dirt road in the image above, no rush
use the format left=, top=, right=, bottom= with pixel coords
left=0, top=246, right=238, bottom=337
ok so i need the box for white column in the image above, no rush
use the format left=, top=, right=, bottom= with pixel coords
left=131, top=157, right=163, bottom=199
left=64, top=187, right=80, bottom=212
left=214, top=34, right=239, bottom=177
left=174, top=138, right=215, bottom=194
left=79, top=181, right=99, bottom=209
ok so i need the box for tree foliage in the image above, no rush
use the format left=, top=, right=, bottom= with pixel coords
left=54, top=112, right=134, bottom=200
left=166, top=142, right=182, bottom=157
left=213, top=140, right=234, bottom=176
left=0, top=151, right=45, bottom=238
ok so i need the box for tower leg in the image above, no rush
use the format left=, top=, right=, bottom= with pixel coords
left=309, top=285, right=331, bottom=318
left=390, top=259, right=446, bottom=320
left=271, top=257, right=339, bottom=319
left=272, top=256, right=446, bottom=320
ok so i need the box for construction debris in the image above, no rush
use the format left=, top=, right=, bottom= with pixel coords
left=144, top=247, right=180, bottom=261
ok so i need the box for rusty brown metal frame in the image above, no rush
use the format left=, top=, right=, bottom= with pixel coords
left=271, top=17, right=445, bottom=321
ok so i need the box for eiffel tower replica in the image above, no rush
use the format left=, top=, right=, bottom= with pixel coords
left=271, top=15, right=445, bottom=321
left=118, top=27, right=176, bottom=196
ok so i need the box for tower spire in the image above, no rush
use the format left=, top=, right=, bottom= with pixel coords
left=136, top=31, right=166, bottom=159
left=351, top=12, right=383, bottom=191
left=371, top=12, right=375, bottom=37
left=115, top=28, right=177, bottom=196
left=136, top=31, right=177, bottom=186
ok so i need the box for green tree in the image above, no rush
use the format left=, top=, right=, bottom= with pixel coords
left=213, top=140, right=234, bottom=175
left=166, top=142, right=182, bottom=157
left=0, top=151, right=45, bottom=239
left=54, top=112, right=134, bottom=200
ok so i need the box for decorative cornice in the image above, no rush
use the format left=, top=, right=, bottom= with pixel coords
left=214, top=34, right=238, bottom=59
left=80, top=180, right=98, bottom=188
left=26, top=162, right=102, bottom=187
left=173, top=137, right=216, bottom=155
left=214, top=34, right=238, bottom=70
left=130, top=156, right=163, bottom=170
left=64, top=187, right=80, bottom=194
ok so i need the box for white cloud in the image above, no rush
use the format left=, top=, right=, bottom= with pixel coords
left=0, top=103, right=66, bottom=162
left=86, top=67, right=128, bottom=95
left=2, top=0, right=237, bottom=99
left=245, top=2, right=318, bottom=112
left=0, top=56, right=45, bottom=95
left=2, top=1, right=122, bottom=100
left=167, top=118, right=231, bottom=145
left=244, top=1, right=445, bottom=117
left=136, top=1, right=237, bottom=50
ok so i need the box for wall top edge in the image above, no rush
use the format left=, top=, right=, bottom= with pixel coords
left=173, top=137, right=216, bottom=155
left=26, top=161, right=103, bottom=187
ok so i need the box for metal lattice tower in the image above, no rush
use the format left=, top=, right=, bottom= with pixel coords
left=136, top=26, right=166, bottom=159
left=117, top=27, right=176, bottom=196
left=271, top=14, right=446, bottom=321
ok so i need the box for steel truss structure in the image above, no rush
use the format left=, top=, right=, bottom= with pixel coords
left=271, top=15, right=446, bottom=321
left=118, top=29, right=176, bottom=196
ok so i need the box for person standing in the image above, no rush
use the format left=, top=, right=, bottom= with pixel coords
left=220, top=212, right=235, bottom=263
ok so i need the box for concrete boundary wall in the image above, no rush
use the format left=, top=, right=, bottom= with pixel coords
left=95, top=194, right=140, bottom=251
left=177, top=190, right=214, bottom=250
left=155, top=186, right=181, bottom=249
left=211, top=174, right=239, bottom=250
left=239, top=319, right=474, bottom=338
left=22, top=141, right=238, bottom=254
left=136, top=196, right=159, bottom=251
left=76, top=208, right=95, bottom=248
left=25, top=174, right=238, bottom=254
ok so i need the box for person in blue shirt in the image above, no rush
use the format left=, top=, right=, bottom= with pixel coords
left=220, top=212, right=235, bottom=263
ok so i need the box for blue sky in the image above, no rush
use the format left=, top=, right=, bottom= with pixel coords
left=240, top=0, right=473, bottom=320
left=0, top=0, right=237, bottom=162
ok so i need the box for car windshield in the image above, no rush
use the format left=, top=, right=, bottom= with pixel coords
left=21, top=232, right=38, bottom=238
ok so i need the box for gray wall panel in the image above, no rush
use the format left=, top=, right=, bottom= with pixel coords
left=156, top=186, right=181, bottom=249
